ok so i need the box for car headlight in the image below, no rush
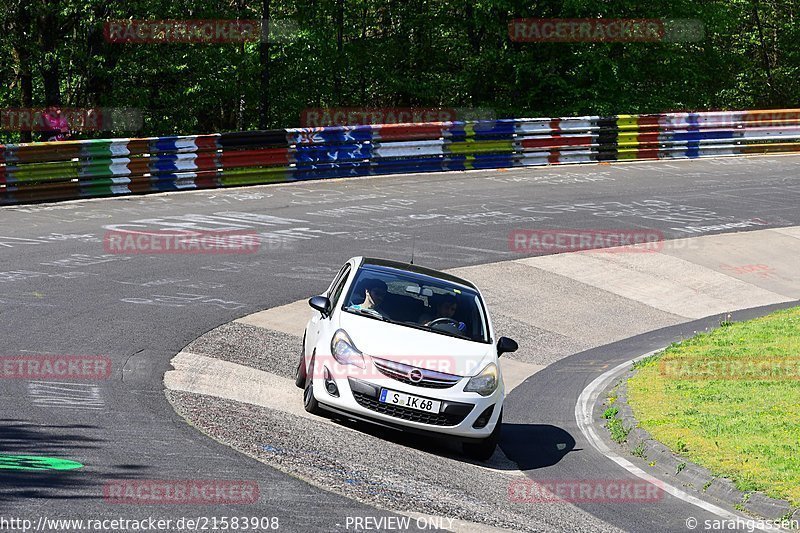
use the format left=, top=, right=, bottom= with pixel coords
left=464, top=363, right=499, bottom=396
left=330, top=329, right=365, bottom=368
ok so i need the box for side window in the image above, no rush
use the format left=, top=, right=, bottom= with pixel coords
left=326, top=264, right=349, bottom=294
left=328, top=265, right=351, bottom=308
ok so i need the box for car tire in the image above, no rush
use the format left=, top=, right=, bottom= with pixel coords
left=295, top=332, right=307, bottom=389
left=303, top=353, right=324, bottom=415
left=463, top=411, right=502, bottom=461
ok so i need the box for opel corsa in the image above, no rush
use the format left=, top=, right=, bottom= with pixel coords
left=296, top=257, right=518, bottom=460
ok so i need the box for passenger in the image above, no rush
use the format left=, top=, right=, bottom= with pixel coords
left=349, top=279, right=388, bottom=315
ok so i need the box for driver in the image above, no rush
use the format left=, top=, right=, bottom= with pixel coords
left=419, top=294, right=466, bottom=332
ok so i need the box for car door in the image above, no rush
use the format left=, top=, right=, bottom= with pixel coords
left=306, top=262, right=352, bottom=359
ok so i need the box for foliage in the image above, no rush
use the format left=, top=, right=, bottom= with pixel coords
left=1, top=0, right=798, bottom=142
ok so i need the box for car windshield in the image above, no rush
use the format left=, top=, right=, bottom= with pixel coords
left=342, top=267, right=489, bottom=343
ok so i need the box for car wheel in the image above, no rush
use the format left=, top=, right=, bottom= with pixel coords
left=295, top=332, right=307, bottom=389
left=463, top=411, right=502, bottom=461
left=303, top=353, right=324, bottom=415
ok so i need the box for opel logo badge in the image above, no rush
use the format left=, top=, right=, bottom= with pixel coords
left=408, top=369, right=423, bottom=383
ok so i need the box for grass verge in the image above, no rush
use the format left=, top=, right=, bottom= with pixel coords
left=627, top=306, right=800, bottom=506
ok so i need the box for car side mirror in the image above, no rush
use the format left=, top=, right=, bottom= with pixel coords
left=309, top=295, right=332, bottom=317
left=497, top=336, right=518, bottom=357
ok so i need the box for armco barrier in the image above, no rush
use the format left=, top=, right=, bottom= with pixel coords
left=2, top=109, right=800, bottom=205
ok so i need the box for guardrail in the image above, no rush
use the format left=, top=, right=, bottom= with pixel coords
left=2, top=109, right=800, bottom=205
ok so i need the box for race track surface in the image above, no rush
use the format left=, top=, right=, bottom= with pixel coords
left=2, top=155, right=799, bottom=532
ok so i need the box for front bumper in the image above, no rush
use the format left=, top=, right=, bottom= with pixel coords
left=313, top=358, right=504, bottom=439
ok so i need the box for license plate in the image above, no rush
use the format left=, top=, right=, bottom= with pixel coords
left=379, top=389, right=441, bottom=413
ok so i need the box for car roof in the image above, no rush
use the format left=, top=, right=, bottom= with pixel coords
left=359, top=257, right=478, bottom=290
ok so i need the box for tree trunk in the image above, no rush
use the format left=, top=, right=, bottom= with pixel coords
left=41, top=0, right=62, bottom=107
left=752, top=0, right=776, bottom=105
left=85, top=3, right=112, bottom=108
left=259, top=0, right=271, bottom=129
left=360, top=3, right=368, bottom=103
left=333, top=0, right=344, bottom=105
left=17, top=1, right=33, bottom=142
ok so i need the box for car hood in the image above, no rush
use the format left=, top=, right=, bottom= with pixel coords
left=338, top=311, right=494, bottom=376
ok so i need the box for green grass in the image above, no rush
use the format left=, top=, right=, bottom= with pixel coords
left=607, top=417, right=631, bottom=443
left=632, top=442, right=646, bottom=458
left=627, top=306, right=800, bottom=506
left=603, top=401, right=630, bottom=443
left=603, top=406, right=618, bottom=419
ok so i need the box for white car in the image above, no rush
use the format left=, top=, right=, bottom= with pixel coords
left=296, top=257, right=518, bottom=460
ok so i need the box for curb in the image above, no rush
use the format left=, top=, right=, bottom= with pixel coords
left=165, top=325, right=545, bottom=533
left=601, top=367, right=798, bottom=524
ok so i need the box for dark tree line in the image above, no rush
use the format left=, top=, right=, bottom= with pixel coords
left=1, top=0, right=797, bottom=142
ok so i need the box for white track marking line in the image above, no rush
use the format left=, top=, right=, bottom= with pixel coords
left=575, top=349, right=779, bottom=531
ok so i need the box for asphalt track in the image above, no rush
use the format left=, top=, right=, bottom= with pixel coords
left=2, top=154, right=800, bottom=532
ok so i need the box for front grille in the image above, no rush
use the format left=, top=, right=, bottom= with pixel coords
left=352, top=391, right=469, bottom=426
left=372, top=358, right=462, bottom=389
